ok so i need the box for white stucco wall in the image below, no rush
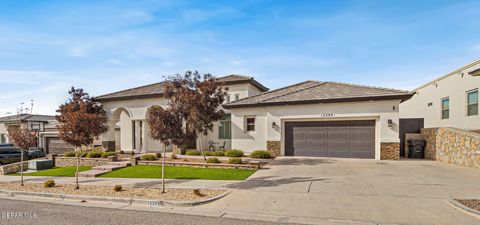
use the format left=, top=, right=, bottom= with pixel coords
left=400, top=61, right=480, bottom=130
left=101, top=82, right=265, bottom=152
left=230, top=100, right=401, bottom=159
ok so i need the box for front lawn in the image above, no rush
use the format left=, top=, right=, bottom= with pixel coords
left=9, top=166, right=91, bottom=177
left=98, top=165, right=256, bottom=180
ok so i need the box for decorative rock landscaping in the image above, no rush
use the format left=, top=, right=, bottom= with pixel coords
left=0, top=181, right=226, bottom=201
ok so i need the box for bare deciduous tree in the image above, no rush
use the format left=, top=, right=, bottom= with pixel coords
left=56, top=87, right=108, bottom=189
left=8, top=128, right=37, bottom=186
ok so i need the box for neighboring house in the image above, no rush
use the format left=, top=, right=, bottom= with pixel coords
left=400, top=60, right=480, bottom=131
left=0, top=114, right=54, bottom=147
left=98, top=75, right=412, bottom=160
left=96, top=75, right=269, bottom=153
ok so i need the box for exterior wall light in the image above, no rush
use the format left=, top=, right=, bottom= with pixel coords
left=272, top=122, right=277, bottom=129
left=388, top=119, right=393, bottom=128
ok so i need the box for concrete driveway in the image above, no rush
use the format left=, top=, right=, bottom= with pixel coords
left=197, top=157, right=480, bottom=225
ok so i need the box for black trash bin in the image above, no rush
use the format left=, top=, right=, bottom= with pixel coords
left=408, top=139, right=426, bottom=159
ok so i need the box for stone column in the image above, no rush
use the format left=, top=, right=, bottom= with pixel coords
left=102, top=123, right=116, bottom=152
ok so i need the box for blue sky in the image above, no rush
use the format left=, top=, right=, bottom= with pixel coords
left=0, top=0, right=479, bottom=115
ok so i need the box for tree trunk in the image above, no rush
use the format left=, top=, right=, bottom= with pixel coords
left=20, top=149, right=24, bottom=186
left=161, top=145, right=166, bottom=193
left=75, top=147, right=80, bottom=190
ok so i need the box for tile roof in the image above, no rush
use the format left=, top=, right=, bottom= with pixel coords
left=224, top=81, right=413, bottom=108
left=96, top=75, right=268, bottom=101
left=0, top=114, right=56, bottom=123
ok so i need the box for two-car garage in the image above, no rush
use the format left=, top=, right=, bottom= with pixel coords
left=284, top=120, right=376, bottom=159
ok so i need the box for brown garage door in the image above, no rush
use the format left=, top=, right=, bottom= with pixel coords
left=285, top=120, right=375, bottom=158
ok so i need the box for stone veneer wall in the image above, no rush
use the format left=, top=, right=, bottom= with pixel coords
left=267, top=141, right=281, bottom=157
left=422, top=127, right=480, bottom=168
left=380, top=142, right=400, bottom=160
left=55, top=157, right=110, bottom=167
left=0, top=161, right=29, bottom=175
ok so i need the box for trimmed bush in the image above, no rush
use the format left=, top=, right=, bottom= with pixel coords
left=250, top=150, right=271, bottom=159
left=114, top=185, right=122, bottom=192
left=155, top=153, right=162, bottom=158
left=79, top=152, right=88, bottom=157
left=228, top=157, right=242, bottom=164
left=206, top=157, right=220, bottom=163
left=44, top=179, right=55, bottom=188
left=203, top=151, right=224, bottom=156
left=140, top=154, right=157, bottom=161
left=225, top=149, right=244, bottom=157
left=119, top=150, right=125, bottom=154
left=101, top=152, right=116, bottom=158
left=186, top=150, right=202, bottom=156
left=64, top=152, right=76, bottom=157
left=86, top=150, right=103, bottom=158
left=171, top=154, right=177, bottom=159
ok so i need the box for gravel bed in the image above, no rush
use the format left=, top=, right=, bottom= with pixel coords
left=456, top=199, right=480, bottom=211
left=0, top=182, right=226, bottom=201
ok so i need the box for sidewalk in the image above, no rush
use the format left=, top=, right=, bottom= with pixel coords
left=0, top=175, right=240, bottom=189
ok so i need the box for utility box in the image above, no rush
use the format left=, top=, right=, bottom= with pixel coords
left=28, top=159, right=53, bottom=171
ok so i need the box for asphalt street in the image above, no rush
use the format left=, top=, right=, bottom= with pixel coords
left=0, top=199, right=298, bottom=225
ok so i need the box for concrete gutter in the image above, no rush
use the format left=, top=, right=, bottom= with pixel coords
left=446, top=199, right=480, bottom=219
left=0, top=189, right=231, bottom=207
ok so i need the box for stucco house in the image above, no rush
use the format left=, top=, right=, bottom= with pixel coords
left=97, top=75, right=413, bottom=160
left=400, top=60, right=480, bottom=131
left=97, top=75, right=269, bottom=153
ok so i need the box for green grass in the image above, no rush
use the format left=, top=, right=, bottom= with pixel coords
left=98, top=165, right=256, bottom=180
left=8, top=166, right=91, bottom=177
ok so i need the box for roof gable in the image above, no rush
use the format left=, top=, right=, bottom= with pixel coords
left=96, top=75, right=268, bottom=101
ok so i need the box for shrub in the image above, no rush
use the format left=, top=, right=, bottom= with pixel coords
left=119, top=150, right=124, bottom=154
left=140, top=154, right=157, bottom=161
left=193, top=189, right=204, bottom=196
left=250, top=150, right=271, bottom=159
left=44, top=179, right=55, bottom=188
left=186, top=150, right=202, bottom=156
left=79, top=152, right=88, bottom=157
left=113, top=185, right=122, bottom=192
left=86, top=150, right=103, bottom=158
left=171, top=154, right=177, bottom=159
left=212, top=151, right=225, bottom=156
left=101, top=152, right=116, bottom=158
left=206, top=157, right=220, bottom=163
left=203, top=151, right=213, bottom=156
left=225, top=149, right=244, bottom=157
left=64, top=151, right=76, bottom=157
left=228, top=157, right=242, bottom=164
left=155, top=153, right=162, bottom=158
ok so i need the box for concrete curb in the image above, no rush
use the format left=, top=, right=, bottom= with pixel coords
left=447, top=199, right=480, bottom=219
left=0, top=188, right=230, bottom=207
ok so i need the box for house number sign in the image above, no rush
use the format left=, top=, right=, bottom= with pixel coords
left=319, top=113, right=335, bottom=117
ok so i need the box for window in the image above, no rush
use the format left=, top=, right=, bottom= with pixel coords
left=467, top=90, right=478, bottom=116
left=0, top=134, right=6, bottom=144
left=245, top=116, right=255, bottom=132
left=219, top=114, right=231, bottom=139
left=226, top=95, right=231, bottom=103
left=441, top=98, right=449, bottom=119
left=234, top=93, right=240, bottom=101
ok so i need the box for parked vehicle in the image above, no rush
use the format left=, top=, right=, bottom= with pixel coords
left=0, top=147, right=28, bottom=165
left=27, top=148, right=47, bottom=159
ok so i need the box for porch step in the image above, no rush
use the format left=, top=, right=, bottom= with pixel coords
left=78, top=170, right=109, bottom=177
left=78, top=161, right=131, bottom=177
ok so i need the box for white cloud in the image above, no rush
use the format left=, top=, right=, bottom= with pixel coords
left=69, top=45, right=90, bottom=58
